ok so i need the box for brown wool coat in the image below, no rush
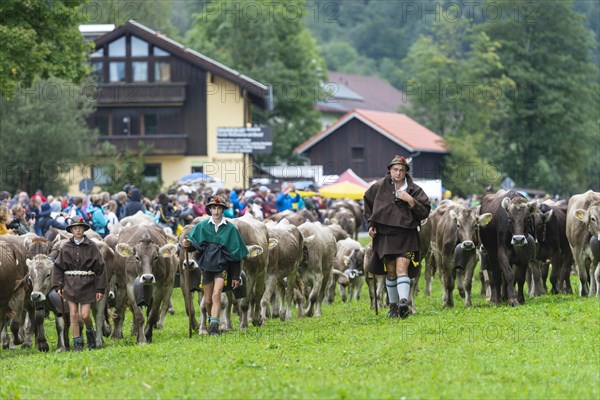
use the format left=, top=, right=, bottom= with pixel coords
left=53, top=236, right=107, bottom=304
left=363, top=173, right=431, bottom=275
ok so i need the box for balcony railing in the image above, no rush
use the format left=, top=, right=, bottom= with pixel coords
left=99, top=134, right=188, bottom=155
left=95, top=83, right=186, bottom=106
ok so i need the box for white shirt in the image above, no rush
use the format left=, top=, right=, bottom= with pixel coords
left=208, top=216, right=227, bottom=233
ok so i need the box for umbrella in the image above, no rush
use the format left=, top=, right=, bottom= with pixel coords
left=319, top=181, right=367, bottom=200
left=179, top=172, right=215, bottom=182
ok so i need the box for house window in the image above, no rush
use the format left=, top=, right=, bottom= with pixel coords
left=143, top=163, right=162, bottom=183
left=92, top=164, right=112, bottom=185
left=154, top=47, right=169, bottom=56
left=109, top=62, right=126, bottom=82
left=352, top=146, right=364, bottom=162
left=132, top=61, right=148, bottom=81
left=90, top=48, right=103, bottom=58
left=95, top=115, right=110, bottom=136
left=108, top=37, right=126, bottom=57
left=131, top=36, right=149, bottom=57
left=143, top=114, right=158, bottom=135
left=191, top=166, right=204, bottom=173
left=91, top=61, right=103, bottom=82
left=155, top=62, right=170, bottom=82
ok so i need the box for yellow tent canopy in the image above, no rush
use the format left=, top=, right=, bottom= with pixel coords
left=319, top=181, right=367, bottom=200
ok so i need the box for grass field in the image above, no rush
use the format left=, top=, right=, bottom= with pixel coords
left=1, top=241, right=599, bottom=399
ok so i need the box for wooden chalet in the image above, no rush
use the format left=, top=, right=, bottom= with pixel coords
left=70, top=21, right=269, bottom=193
left=294, top=109, right=448, bottom=197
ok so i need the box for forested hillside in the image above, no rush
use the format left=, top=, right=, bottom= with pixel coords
left=26, top=0, right=598, bottom=195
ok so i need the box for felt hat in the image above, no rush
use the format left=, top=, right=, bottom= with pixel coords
left=387, top=155, right=410, bottom=171
left=66, top=216, right=91, bottom=233
left=206, top=195, right=228, bottom=209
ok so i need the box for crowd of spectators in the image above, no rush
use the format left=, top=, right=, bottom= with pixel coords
left=0, top=182, right=332, bottom=238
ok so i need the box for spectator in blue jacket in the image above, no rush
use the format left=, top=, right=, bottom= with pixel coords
left=276, top=183, right=304, bottom=212
left=35, top=203, right=67, bottom=237
left=229, top=187, right=245, bottom=216
left=87, top=195, right=108, bottom=237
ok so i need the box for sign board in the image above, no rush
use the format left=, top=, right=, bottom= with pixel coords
left=79, top=178, right=95, bottom=194
left=217, top=126, right=272, bottom=154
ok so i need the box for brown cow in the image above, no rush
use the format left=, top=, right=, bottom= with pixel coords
left=262, top=219, right=303, bottom=321
left=479, top=190, right=537, bottom=305
left=25, top=254, right=69, bottom=352
left=297, top=221, right=337, bottom=317
left=230, top=213, right=271, bottom=328
left=113, top=225, right=178, bottom=344
left=566, top=191, right=600, bottom=296
left=328, top=238, right=365, bottom=303
left=364, top=242, right=385, bottom=310
left=430, top=203, right=491, bottom=307
left=0, top=242, right=21, bottom=349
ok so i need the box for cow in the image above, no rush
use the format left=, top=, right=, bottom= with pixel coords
left=529, top=200, right=574, bottom=295
left=0, top=242, right=22, bottom=349
left=112, top=225, right=178, bottom=344
left=328, top=238, right=365, bottom=303
left=430, top=203, right=492, bottom=307
left=327, top=200, right=363, bottom=240
left=324, top=208, right=357, bottom=239
left=324, top=223, right=350, bottom=242
left=25, top=254, right=69, bottom=352
left=0, top=235, right=31, bottom=349
left=297, top=221, right=337, bottom=317
left=566, top=191, right=600, bottom=296
left=268, top=210, right=307, bottom=227
left=89, top=238, right=115, bottom=347
left=229, top=213, right=272, bottom=328
left=479, top=190, right=538, bottom=306
left=261, top=219, right=303, bottom=321
left=364, top=242, right=385, bottom=310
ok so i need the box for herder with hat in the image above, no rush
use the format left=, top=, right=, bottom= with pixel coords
left=52, top=216, right=107, bottom=351
left=363, top=155, right=431, bottom=319
left=182, top=195, right=249, bottom=335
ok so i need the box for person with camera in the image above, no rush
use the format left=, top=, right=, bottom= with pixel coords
left=9, top=204, right=32, bottom=235
left=181, top=195, right=248, bottom=336
left=363, top=155, right=430, bottom=319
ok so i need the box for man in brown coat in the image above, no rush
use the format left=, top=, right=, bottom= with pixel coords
left=363, top=156, right=430, bottom=318
left=53, top=217, right=107, bottom=351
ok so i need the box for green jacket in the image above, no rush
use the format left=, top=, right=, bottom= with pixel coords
left=187, top=219, right=248, bottom=262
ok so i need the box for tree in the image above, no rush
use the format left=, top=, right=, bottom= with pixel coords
left=185, top=0, right=327, bottom=164
left=0, top=0, right=91, bottom=99
left=0, top=78, right=98, bottom=195
left=479, top=0, right=600, bottom=194
left=400, top=19, right=514, bottom=196
left=78, top=0, right=177, bottom=38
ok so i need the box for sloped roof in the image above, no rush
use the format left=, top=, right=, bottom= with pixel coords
left=295, top=109, right=448, bottom=154
left=336, top=169, right=370, bottom=188
left=93, top=21, right=269, bottom=107
left=316, top=71, right=409, bottom=114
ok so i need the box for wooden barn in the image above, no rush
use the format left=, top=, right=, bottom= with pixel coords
left=294, top=109, right=449, bottom=198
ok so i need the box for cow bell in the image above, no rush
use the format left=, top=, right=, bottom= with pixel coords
left=591, top=236, right=600, bottom=262
left=133, top=276, right=153, bottom=307
left=47, top=288, right=65, bottom=316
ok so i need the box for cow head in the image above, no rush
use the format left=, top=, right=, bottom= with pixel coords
left=501, top=197, right=537, bottom=247
left=530, top=202, right=554, bottom=243
left=575, top=203, right=600, bottom=240
left=116, top=237, right=177, bottom=285
left=450, top=207, right=492, bottom=250
left=341, top=247, right=366, bottom=284
left=26, top=254, right=54, bottom=303
left=24, top=237, right=51, bottom=260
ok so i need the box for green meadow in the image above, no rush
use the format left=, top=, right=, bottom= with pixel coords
left=1, top=242, right=599, bottom=399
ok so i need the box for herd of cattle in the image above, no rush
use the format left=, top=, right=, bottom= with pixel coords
left=0, top=189, right=598, bottom=352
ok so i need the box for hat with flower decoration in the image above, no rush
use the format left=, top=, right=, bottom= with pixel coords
left=66, top=216, right=91, bottom=233
left=206, top=194, right=228, bottom=210
left=387, top=155, right=411, bottom=171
